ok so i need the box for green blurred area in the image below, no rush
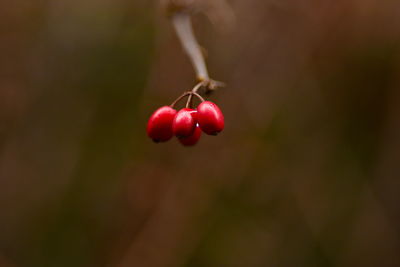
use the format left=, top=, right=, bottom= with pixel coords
left=1, top=1, right=400, bottom=267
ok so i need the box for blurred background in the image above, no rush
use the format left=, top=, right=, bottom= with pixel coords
left=1, top=0, right=400, bottom=266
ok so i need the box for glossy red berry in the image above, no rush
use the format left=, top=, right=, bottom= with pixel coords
left=178, top=125, right=202, bottom=146
left=197, top=101, right=224, bottom=135
left=172, top=108, right=197, bottom=137
left=146, top=106, right=177, bottom=142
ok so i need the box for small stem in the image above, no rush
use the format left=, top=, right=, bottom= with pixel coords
left=186, top=81, right=207, bottom=108
left=185, top=96, right=193, bottom=108
left=192, top=80, right=207, bottom=93
left=191, top=92, right=205, bottom=102
left=170, top=91, right=191, bottom=108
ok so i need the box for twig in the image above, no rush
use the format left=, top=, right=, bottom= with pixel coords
left=171, top=12, right=225, bottom=94
left=172, top=13, right=209, bottom=81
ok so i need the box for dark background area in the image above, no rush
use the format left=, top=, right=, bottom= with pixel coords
left=1, top=1, right=400, bottom=266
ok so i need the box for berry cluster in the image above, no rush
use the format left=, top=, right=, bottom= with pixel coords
left=146, top=91, right=224, bottom=146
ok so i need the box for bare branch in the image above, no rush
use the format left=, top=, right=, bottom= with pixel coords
left=171, top=13, right=209, bottom=81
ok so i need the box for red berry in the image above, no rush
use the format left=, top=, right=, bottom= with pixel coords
left=146, top=106, right=177, bottom=142
left=197, top=101, right=224, bottom=135
left=178, top=125, right=202, bottom=146
left=172, top=108, right=196, bottom=137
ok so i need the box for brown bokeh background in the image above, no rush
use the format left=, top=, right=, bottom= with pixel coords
left=1, top=1, right=400, bottom=267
